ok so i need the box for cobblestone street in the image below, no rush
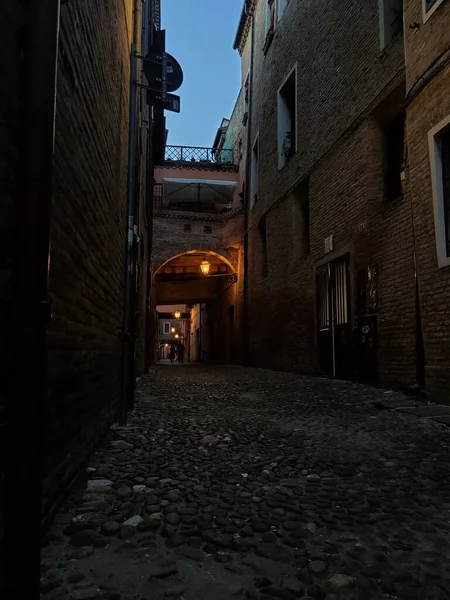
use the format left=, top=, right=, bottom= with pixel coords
left=42, top=366, right=450, bottom=600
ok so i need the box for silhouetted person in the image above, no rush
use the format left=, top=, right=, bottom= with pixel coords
left=177, top=341, right=185, bottom=364
left=169, top=345, right=176, bottom=364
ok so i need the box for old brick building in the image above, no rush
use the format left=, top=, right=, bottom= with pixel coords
left=404, top=0, right=450, bottom=401
left=234, top=0, right=418, bottom=388
left=233, top=0, right=450, bottom=398
left=0, top=0, right=169, bottom=595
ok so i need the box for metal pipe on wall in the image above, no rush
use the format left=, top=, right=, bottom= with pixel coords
left=120, top=0, right=142, bottom=425
left=242, top=2, right=255, bottom=367
left=2, top=0, right=61, bottom=597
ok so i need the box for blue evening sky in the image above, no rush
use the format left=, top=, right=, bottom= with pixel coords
left=162, top=0, right=242, bottom=148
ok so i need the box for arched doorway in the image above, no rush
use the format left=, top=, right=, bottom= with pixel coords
left=150, top=250, right=239, bottom=366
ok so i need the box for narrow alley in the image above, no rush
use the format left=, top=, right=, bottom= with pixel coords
left=42, top=366, right=450, bottom=600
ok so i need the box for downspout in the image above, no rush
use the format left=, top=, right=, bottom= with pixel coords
left=402, top=18, right=426, bottom=391
left=2, top=0, right=61, bottom=597
left=145, top=1, right=156, bottom=373
left=199, top=303, right=202, bottom=362
left=120, top=0, right=141, bottom=424
left=242, top=2, right=255, bottom=367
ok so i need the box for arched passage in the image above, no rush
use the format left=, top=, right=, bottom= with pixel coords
left=150, top=249, right=240, bottom=366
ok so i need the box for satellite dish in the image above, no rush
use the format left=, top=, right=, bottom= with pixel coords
left=143, top=52, right=183, bottom=93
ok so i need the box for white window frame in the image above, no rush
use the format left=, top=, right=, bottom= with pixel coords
left=428, top=113, right=450, bottom=268
left=277, top=63, right=297, bottom=170
left=163, top=322, right=170, bottom=334
left=423, top=0, right=447, bottom=22
left=250, top=134, right=259, bottom=209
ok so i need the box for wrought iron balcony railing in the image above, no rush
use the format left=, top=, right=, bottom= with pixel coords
left=163, top=145, right=237, bottom=167
left=152, top=183, right=233, bottom=215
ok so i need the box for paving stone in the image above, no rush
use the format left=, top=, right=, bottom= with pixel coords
left=327, top=574, right=355, bottom=590
left=256, top=543, right=290, bottom=561
left=41, top=366, right=450, bottom=600
left=69, top=530, right=99, bottom=547
left=309, top=560, right=327, bottom=574
left=102, top=521, right=121, bottom=536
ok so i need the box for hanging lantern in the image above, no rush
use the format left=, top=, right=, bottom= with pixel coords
left=171, top=327, right=175, bottom=333
left=200, top=260, right=211, bottom=276
left=174, top=310, right=181, bottom=319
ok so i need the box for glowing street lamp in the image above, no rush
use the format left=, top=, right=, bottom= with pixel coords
left=174, top=310, right=181, bottom=319
left=200, top=260, right=211, bottom=276
left=175, top=334, right=179, bottom=339
left=171, top=327, right=175, bottom=333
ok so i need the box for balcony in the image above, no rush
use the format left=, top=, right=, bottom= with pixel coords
left=153, top=179, right=236, bottom=215
left=158, top=145, right=239, bottom=170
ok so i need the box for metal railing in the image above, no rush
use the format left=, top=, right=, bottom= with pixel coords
left=152, top=183, right=230, bottom=214
left=163, top=145, right=237, bottom=166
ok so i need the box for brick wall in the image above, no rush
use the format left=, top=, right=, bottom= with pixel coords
left=239, top=0, right=417, bottom=388
left=404, top=0, right=450, bottom=400
left=0, top=0, right=22, bottom=567
left=42, top=0, right=135, bottom=518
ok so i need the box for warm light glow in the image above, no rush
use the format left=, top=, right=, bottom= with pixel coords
left=174, top=310, right=181, bottom=319
left=200, top=260, right=211, bottom=276
left=165, top=344, right=168, bottom=347
left=171, top=327, right=175, bottom=333
left=175, top=334, right=179, bottom=339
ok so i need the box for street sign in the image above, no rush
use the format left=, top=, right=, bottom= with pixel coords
left=143, top=51, right=183, bottom=93
left=159, top=93, right=180, bottom=113
left=147, top=90, right=180, bottom=112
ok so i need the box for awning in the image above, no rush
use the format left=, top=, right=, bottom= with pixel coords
left=163, top=178, right=236, bottom=204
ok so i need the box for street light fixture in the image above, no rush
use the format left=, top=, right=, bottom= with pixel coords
left=175, top=334, right=179, bottom=339
left=174, top=310, right=181, bottom=319
left=200, top=260, right=210, bottom=276
left=171, top=327, right=175, bottom=333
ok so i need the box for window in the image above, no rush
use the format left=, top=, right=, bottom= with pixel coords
left=264, top=0, right=276, bottom=53
left=429, top=115, right=450, bottom=268
left=163, top=322, right=170, bottom=334
left=250, top=136, right=259, bottom=208
left=266, top=0, right=276, bottom=33
left=243, top=74, right=249, bottom=126
left=277, top=0, right=290, bottom=21
left=277, top=65, right=297, bottom=169
left=423, top=0, right=447, bottom=21
left=293, top=178, right=310, bottom=257
left=383, top=111, right=405, bottom=201
left=183, top=223, right=192, bottom=233
left=259, top=216, right=268, bottom=278
left=204, top=225, right=212, bottom=234
left=379, top=0, right=403, bottom=48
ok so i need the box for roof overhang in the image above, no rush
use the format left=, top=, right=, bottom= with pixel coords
left=163, top=178, right=236, bottom=204
left=233, top=0, right=256, bottom=52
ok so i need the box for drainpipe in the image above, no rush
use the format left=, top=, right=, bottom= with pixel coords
left=199, top=304, right=203, bottom=362
left=242, top=2, right=255, bottom=367
left=2, top=0, right=61, bottom=597
left=120, top=0, right=141, bottom=425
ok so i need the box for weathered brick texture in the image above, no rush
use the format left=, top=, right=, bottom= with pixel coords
left=0, top=0, right=22, bottom=566
left=43, top=0, right=135, bottom=518
left=240, top=0, right=417, bottom=388
left=404, top=0, right=450, bottom=400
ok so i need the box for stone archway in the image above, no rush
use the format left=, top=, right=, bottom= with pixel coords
left=152, top=244, right=238, bottom=277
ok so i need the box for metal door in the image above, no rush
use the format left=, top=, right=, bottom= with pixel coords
left=331, top=255, right=352, bottom=379
left=317, top=264, right=333, bottom=376
left=317, top=254, right=352, bottom=379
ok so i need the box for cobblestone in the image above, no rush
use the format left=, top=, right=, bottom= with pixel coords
left=42, top=365, right=450, bottom=599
